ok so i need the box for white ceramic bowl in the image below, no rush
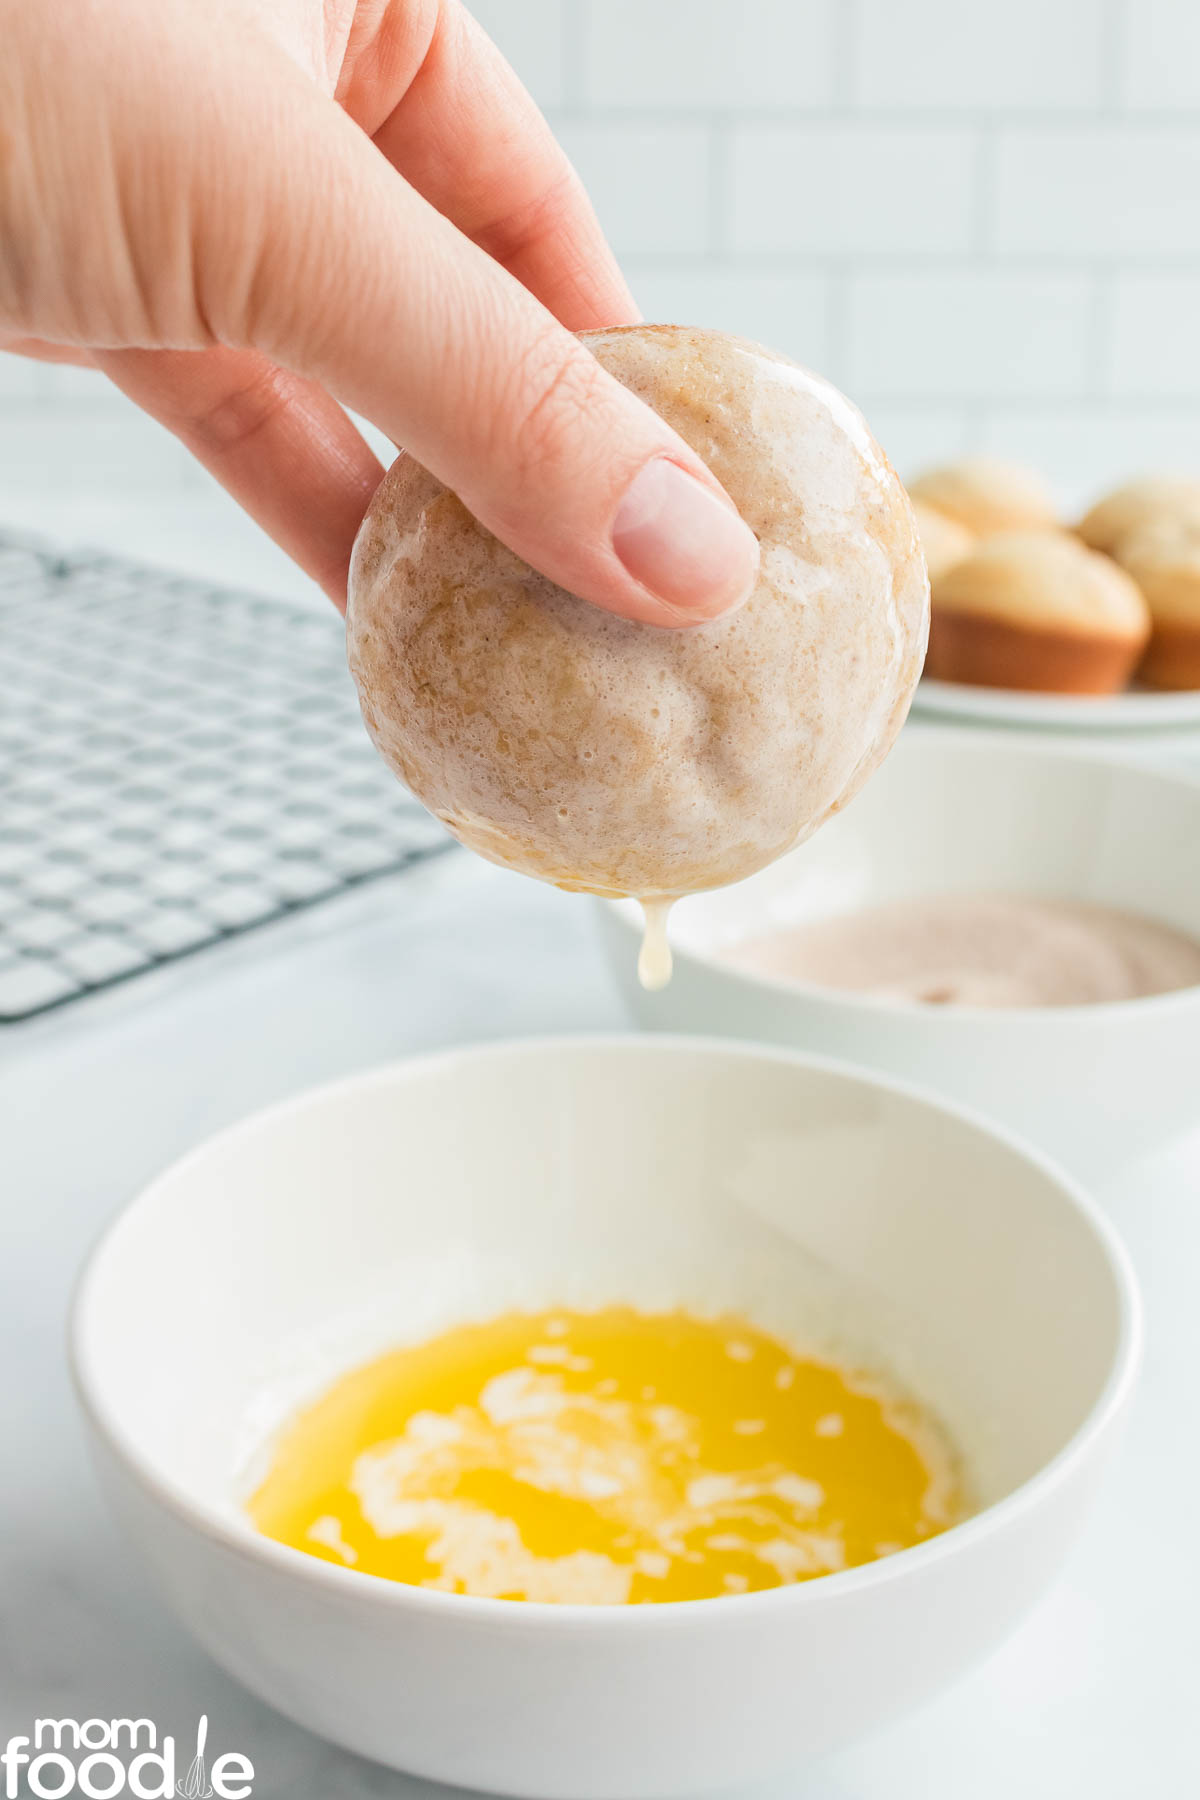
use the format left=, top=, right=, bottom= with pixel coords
left=597, top=728, right=1200, bottom=1174
left=72, top=1038, right=1137, bottom=1798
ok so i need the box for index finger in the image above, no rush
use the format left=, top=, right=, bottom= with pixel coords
left=361, top=1, right=638, bottom=332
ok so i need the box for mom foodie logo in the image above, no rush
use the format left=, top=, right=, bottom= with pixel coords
left=1, top=1715, right=253, bottom=1799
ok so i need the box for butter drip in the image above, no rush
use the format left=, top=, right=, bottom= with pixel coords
left=637, top=899, right=675, bottom=991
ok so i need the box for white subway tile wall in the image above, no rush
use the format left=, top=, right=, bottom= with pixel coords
left=1118, top=0, right=1200, bottom=111
left=852, top=0, right=1109, bottom=112
left=844, top=272, right=1097, bottom=401
left=991, top=128, right=1200, bottom=257
left=555, top=121, right=713, bottom=252
left=582, top=1, right=839, bottom=110
left=727, top=126, right=978, bottom=256
left=2, top=0, right=1198, bottom=515
left=1110, top=276, right=1200, bottom=397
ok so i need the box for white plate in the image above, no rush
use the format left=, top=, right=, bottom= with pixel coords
left=913, top=676, right=1200, bottom=734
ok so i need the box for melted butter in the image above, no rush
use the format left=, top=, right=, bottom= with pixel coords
left=247, top=1308, right=963, bottom=1605
left=637, top=899, right=675, bottom=990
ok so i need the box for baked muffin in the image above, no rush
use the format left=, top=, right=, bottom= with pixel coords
left=911, top=500, right=974, bottom=581
left=1115, top=515, right=1200, bottom=690
left=1077, top=477, right=1200, bottom=556
left=348, top=324, right=929, bottom=903
left=909, top=459, right=1058, bottom=538
left=926, top=532, right=1150, bottom=694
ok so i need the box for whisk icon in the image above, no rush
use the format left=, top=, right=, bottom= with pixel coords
left=176, top=1715, right=214, bottom=1800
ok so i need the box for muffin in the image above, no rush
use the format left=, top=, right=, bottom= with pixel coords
left=909, top=459, right=1058, bottom=538
left=911, top=500, right=974, bottom=582
left=1077, top=477, right=1200, bottom=556
left=348, top=324, right=929, bottom=903
left=1115, top=515, right=1200, bottom=690
left=926, top=532, right=1150, bottom=694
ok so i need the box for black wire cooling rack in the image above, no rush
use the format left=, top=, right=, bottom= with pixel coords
left=0, top=531, right=453, bottom=1024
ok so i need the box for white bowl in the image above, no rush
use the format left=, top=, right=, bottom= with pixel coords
left=914, top=674, right=1200, bottom=736
left=72, top=1038, right=1137, bottom=1799
left=597, top=728, right=1200, bottom=1175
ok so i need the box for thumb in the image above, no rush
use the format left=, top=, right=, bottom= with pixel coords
left=203, top=78, right=759, bottom=626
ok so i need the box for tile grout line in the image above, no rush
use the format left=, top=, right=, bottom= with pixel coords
left=1099, top=0, right=1127, bottom=112
left=588, top=252, right=1200, bottom=275
left=540, top=103, right=1200, bottom=127
left=832, top=0, right=858, bottom=111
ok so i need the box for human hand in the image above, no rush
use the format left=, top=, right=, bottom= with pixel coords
left=0, top=0, right=758, bottom=623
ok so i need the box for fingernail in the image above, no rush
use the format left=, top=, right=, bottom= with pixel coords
left=613, top=458, right=759, bottom=619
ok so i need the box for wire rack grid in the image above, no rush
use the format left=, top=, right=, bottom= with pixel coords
left=0, top=533, right=452, bottom=1024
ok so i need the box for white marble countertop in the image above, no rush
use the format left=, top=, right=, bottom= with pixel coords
left=3, top=495, right=1200, bottom=1798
